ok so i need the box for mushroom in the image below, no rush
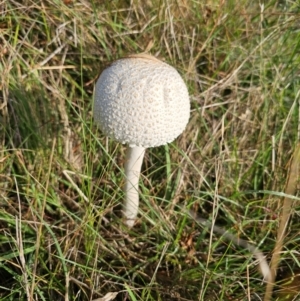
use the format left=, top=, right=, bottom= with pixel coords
left=93, top=54, right=190, bottom=227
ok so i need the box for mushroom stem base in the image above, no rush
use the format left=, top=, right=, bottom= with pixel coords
left=124, top=146, right=145, bottom=227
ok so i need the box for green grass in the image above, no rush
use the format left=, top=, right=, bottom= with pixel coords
left=1, top=0, right=300, bottom=300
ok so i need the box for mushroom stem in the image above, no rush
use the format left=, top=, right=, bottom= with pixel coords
left=124, top=146, right=145, bottom=227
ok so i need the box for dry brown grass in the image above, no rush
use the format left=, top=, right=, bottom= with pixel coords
left=1, top=0, right=300, bottom=300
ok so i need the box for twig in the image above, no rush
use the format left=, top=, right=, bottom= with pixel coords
left=185, top=207, right=271, bottom=282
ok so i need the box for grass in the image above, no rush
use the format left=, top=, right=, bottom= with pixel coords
left=1, top=0, right=300, bottom=300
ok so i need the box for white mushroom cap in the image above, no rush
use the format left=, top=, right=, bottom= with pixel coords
left=94, top=54, right=190, bottom=148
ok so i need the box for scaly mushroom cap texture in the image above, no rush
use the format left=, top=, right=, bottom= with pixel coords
left=94, top=54, right=190, bottom=148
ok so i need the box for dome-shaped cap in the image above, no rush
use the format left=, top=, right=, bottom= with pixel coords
left=93, top=54, right=190, bottom=148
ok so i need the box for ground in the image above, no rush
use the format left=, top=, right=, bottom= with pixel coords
left=1, top=1, right=300, bottom=300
